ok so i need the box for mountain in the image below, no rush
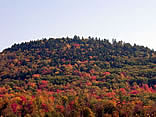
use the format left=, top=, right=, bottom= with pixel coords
left=0, top=36, right=156, bottom=116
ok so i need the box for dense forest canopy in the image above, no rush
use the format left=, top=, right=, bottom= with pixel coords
left=0, top=36, right=155, bottom=116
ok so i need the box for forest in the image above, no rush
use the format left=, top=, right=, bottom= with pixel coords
left=0, top=36, right=156, bottom=117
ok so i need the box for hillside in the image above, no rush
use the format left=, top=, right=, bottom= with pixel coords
left=0, top=36, right=156, bottom=116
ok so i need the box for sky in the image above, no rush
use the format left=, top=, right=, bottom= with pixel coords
left=0, top=0, right=156, bottom=52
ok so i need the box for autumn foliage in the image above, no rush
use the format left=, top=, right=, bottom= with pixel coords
left=0, top=36, right=155, bottom=116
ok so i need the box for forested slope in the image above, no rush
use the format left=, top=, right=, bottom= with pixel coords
left=0, top=36, right=155, bottom=116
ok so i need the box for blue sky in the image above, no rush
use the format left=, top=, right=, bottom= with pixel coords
left=0, top=0, right=156, bottom=52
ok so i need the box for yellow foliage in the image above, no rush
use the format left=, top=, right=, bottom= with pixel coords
left=66, top=44, right=71, bottom=49
left=108, top=100, right=117, bottom=107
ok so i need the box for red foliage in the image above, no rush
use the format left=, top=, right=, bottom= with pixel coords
left=41, top=80, right=48, bottom=85
left=141, top=84, right=156, bottom=93
left=96, top=96, right=101, bottom=99
left=20, top=96, right=27, bottom=102
left=86, top=82, right=92, bottom=86
left=0, top=87, right=7, bottom=94
left=0, top=94, right=3, bottom=97
left=73, top=70, right=80, bottom=75
left=129, top=90, right=139, bottom=95
left=28, top=82, right=36, bottom=87
left=37, top=89, right=42, bottom=93
left=56, top=105, right=64, bottom=112
left=148, top=87, right=155, bottom=93
left=41, top=103, right=48, bottom=112
left=119, top=88, right=127, bottom=95
left=56, top=89, right=62, bottom=93
left=39, top=80, right=48, bottom=89
left=50, top=96, right=55, bottom=101
left=79, top=72, right=91, bottom=78
left=72, top=44, right=80, bottom=48
left=105, top=92, right=116, bottom=98
left=48, top=91, right=54, bottom=95
left=32, top=74, right=40, bottom=78
left=32, top=96, right=35, bottom=99
left=11, top=103, right=18, bottom=113
left=41, top=67, right=51, bottom=75
left=29, top=100, right=33, bottom=105
left=91, top=76, right=96, bottom=80
left=89, top=56, right=93, bottom=59
left=69, top=100, right=75, bottom=105
left=103, top=72, right=111, bottom=76
left=89, top=69, right=95, bottom=74
left=122, top=101, right=126, bottom=104
left=143, top=84, right=149, bottom=90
